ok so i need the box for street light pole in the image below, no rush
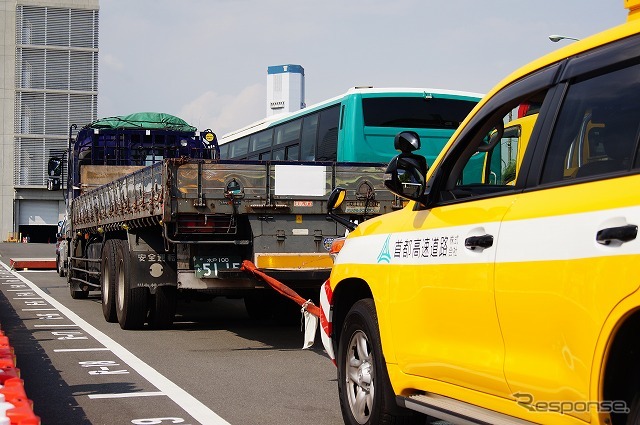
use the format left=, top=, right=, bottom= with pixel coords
left=549, top=34, right=580, bottom=42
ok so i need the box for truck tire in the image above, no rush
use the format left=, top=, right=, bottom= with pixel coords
left=337, top=299, right=420, bottom=425
left=69, top=284, right=89, bottom=299
left=100, top=239, right=118, bottom=323
left=149, top=285, right=176, bottom=329
left=115, top=240, right=148, bottom=330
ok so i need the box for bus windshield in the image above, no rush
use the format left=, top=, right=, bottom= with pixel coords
left=362, top=97, right=477, bottom=129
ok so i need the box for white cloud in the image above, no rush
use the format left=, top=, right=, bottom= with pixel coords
left=101, top=53, right=124, bottom=72
left=179, top=84, right=266, bottom=136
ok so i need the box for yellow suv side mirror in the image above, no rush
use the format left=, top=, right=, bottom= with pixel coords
left=327, top=187, right=357, bottom=231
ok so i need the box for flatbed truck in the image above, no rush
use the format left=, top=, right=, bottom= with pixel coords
left=49, top=112, right=394, bottom=329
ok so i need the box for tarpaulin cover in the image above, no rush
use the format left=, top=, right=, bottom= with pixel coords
left=84, top=112, right=196, bottom=133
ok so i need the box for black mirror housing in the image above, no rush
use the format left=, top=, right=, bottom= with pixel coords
left=394, top=131, right=421, bottom=153
left=384, top=153, right=428, bottom=201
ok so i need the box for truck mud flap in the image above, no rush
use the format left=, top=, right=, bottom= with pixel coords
left=126, top=232, right=177, bottom=291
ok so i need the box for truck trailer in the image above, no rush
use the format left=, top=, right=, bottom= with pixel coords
left=49, top=112, right=393, bottom=329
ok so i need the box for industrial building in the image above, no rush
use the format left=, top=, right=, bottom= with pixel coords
left=0, top=0, right=99, bottom=243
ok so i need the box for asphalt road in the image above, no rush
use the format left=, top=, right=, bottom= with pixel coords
left=0, top=243, right=345, bottom=425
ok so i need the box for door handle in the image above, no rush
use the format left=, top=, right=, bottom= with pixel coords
left=596, top=224, right=638, bottom=245
left=465, top=234, right=494, bottom=250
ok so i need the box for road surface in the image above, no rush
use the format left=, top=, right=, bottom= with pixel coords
left=0, top=243, right=345, bottom=425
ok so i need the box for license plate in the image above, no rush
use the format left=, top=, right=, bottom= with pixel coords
left=194, top=256, right=242, bottom=278
left=344, top=200, right=381, bottom=214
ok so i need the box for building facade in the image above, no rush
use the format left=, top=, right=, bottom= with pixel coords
left=1, top=0, right=99, bottom=243
left=266, top=64, right=305, bottom=117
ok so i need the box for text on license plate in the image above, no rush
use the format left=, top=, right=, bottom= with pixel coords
left=194, top=256, right=241, bottom=278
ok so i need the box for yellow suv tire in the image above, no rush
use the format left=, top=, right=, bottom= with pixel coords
left=337, top=299, right=421, bottom=425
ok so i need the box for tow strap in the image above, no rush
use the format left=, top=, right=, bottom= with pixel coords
left=240, top=260, right=320, bottom=348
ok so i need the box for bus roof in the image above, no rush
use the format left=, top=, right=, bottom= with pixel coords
left=218, top=87, right=484, bottom=144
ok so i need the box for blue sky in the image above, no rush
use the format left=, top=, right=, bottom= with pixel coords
left=97, top=1, right=627, bottom=136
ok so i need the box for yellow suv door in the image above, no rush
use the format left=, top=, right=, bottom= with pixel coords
left=382, top=113, right=540, bottom=398
left=387, top=77, right=553, bottom=397
left=495, top=44, right=640, bottom=424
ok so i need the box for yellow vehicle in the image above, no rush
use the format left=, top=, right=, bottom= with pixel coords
left=320, top=3, right=640, bottom=425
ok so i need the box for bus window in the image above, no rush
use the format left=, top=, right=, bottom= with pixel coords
left=229, top=137, right=249, bottom=158
left=275, top=119, right=301, bottom=145
left=286, top=145, right=299, bottom=160
left=316, top=106, right=340, bottom=161
left=219, top=143, right=229, bottom=159
left=300, top=114, right=318, bottom=161
left=250, top=130, right=273, bottom=153
left=272, top=147, right=284, bottom=160
left=362, top=97, right=477, bottom=129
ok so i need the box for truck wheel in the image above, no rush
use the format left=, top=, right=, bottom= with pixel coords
left=337, top=299, right=418, bottom=425
left=69, top=284, right=89, bottom=299
left=149, top=285, right=176, bottom=329
left=100, top=239, right=118, bottom=323
left=115, top=240, right=148, bottom=330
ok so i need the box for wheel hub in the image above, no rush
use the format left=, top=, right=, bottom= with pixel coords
left=345, top=329, right=375, bottom=424
left=357, top=361, right=372, bottom=390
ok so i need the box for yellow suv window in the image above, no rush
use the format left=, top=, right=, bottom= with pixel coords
left=437, top=90, right=547, bottom=202
left=541, top=62, right=640, bottom=183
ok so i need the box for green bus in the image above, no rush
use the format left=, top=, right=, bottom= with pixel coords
left=218, top=87, right=482, bottom=166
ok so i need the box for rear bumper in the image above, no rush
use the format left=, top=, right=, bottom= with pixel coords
left=177, top=268, right=330, bottom=291
left=177, top=271, right=255, bottom=290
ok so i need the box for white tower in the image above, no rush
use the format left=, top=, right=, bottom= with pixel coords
left=266, top=64, right=305, bottom=117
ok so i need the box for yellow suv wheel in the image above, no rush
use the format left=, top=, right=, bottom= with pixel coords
left=337, top=299, right=420, bottom=425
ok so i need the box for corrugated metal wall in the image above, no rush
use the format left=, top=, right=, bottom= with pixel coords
left=14, top=4, right=98, bottom=187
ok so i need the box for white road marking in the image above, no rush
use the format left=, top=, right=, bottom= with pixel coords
left=54, top=348, right=110, bottom=352
left=17, top=270, right=57, bottom=273
left=88, top=391, right=165, bottom=399
left=33, top=324, right=79, bottom=328
left=0, top=261, right=231, bottom=425
left=22, top=308, right=58, bottom=311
